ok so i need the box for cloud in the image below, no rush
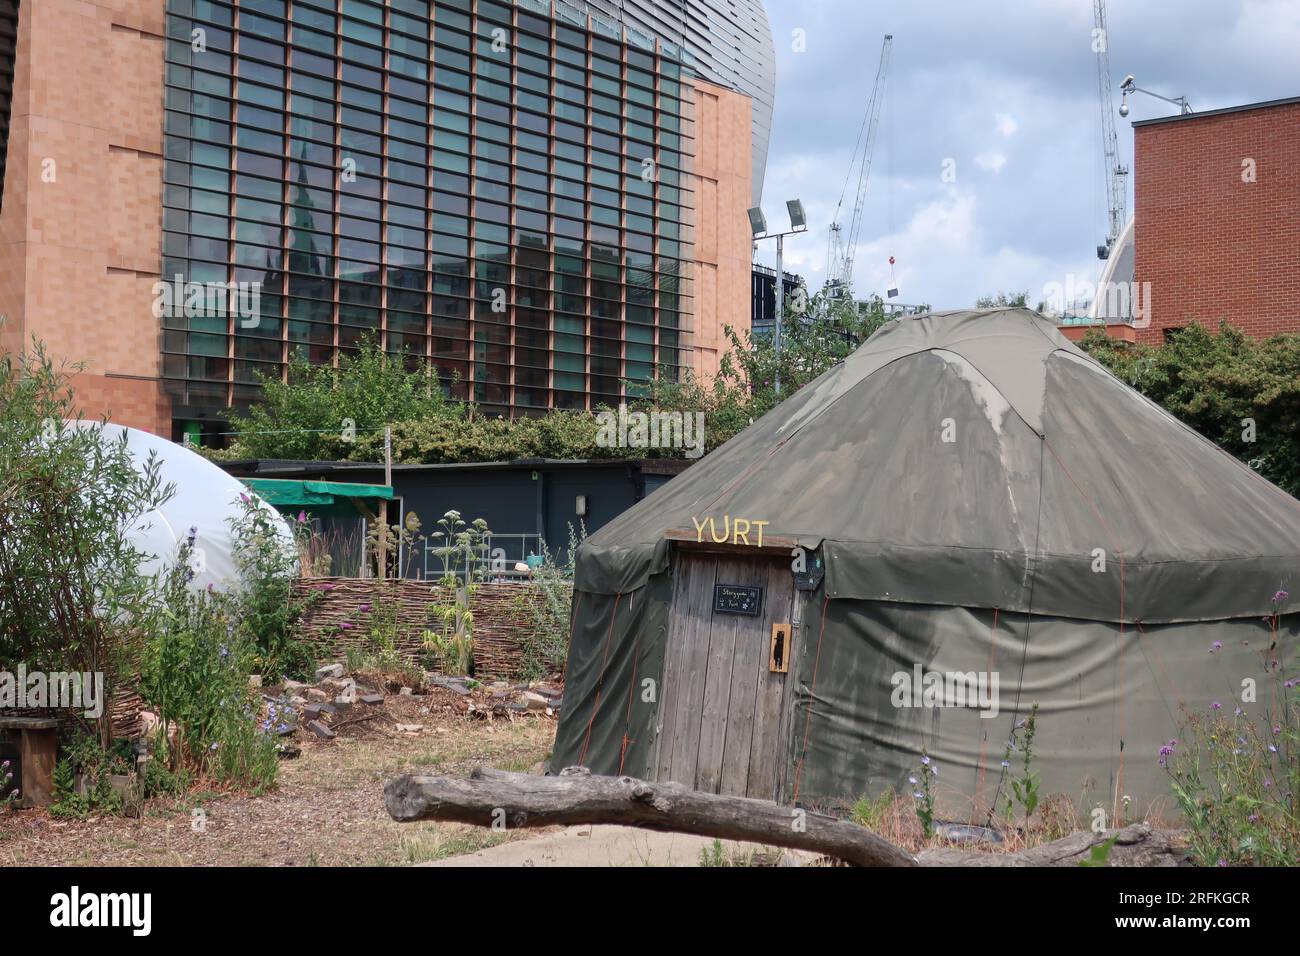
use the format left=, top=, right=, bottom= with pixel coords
left=755, top=0, right=1289, bottom=309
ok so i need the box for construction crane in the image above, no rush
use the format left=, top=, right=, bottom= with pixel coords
left=1094, top=0, right=1128, bottom=259
left=826, top=34, right=892, bottom=300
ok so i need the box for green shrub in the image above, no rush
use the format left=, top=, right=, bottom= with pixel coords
left=229, top=493, right=320, bottom=681
left=48, top=731, right=130, bottom=818
left=0, top=340, right=174, bottom=744
left=1164, top=702, right=1298, bottom=866
left=514, top=523, right=584, bottom=680
left=224, top=335, right=455, bottom=461
left=140, top=538, right=280, bottom=792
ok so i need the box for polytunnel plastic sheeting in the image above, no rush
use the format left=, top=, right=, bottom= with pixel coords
left=76, top=422, right=295, bottom=594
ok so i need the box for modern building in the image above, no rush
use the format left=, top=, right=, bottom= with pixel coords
left=0, top=0, right=761, bottom=438
left=749, top=262, right=798, bottom=336
left=1061, top=94, right=1300, bottom=346
left=573, top=0, right=774, bottom=205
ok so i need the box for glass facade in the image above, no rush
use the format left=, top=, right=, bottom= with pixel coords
left=161, top=0, right=696, bottom=418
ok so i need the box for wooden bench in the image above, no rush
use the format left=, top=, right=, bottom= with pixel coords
left=0, top=717, right=59, bottom=807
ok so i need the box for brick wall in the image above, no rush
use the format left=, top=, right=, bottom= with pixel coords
left=0, top=0, right=170, bottom=435
left=687, top=78, right=753, bottom=384
left=1133, top=98, right=1300, bottom=346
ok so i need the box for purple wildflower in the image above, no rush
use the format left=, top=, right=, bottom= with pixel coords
left=1211, top=701, right=1222, bottom=711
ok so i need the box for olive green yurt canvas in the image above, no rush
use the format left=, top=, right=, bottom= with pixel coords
left=552, top=309, right=1300, bottom=819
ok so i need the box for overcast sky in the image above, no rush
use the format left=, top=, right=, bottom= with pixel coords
left=752, top=0, right=1300, bottom=309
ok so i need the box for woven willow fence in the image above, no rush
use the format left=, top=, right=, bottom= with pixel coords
left=293, top=577, right=566, bottom=679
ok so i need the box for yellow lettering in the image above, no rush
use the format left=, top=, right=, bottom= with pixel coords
left=752, top=520, right=769, bottom=547
left=691, top=514, right=707, bottom=543
left=710, top=514, right=730, bottom=544
left=733, top=518, right=751, bottom=545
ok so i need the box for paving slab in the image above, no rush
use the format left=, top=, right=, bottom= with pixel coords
left=419, top=825, right=815, bottom=868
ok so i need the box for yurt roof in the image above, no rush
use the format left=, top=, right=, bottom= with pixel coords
left=576, top=309, right=1300, bottom=623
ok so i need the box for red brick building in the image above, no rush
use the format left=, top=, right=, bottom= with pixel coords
left=1132, top=95, right=1300, bottom=345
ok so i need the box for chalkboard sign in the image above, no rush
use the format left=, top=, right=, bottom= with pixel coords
left=714, top=583, right=763, bottom=616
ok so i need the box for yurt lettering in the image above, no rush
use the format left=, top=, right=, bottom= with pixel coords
left=690, top=514, right=770, bottom=546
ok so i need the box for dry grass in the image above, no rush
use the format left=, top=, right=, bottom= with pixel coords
left=848, top=788, right=1155, bottom=857
left=0, top=705, right=556, bottom=867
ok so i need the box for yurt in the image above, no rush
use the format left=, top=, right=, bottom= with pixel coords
left=551, top=309, right=1300, bottom=818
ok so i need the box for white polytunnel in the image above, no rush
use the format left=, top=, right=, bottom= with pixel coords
left=72, top=422, right=295, bottom=593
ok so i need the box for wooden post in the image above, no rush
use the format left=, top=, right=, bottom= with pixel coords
left=378, top=424, right=392, bottom=580
left=1, top=718, right=59, bottom=808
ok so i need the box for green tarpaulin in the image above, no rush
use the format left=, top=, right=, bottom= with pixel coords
left=552, top=308, right=1300, bottom=818
left=240, top=478, right=393, bottom=507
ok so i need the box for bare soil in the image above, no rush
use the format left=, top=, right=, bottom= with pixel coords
left=0, top=690, right=557, bottom=867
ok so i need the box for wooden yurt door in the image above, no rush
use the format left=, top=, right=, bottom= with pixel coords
left=653, top=552, right=798, bottom=801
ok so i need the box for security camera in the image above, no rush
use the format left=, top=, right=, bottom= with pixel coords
left=1120, top=74, right=1135, bottom=91
left=1119, top=97, right=1129, bottom=117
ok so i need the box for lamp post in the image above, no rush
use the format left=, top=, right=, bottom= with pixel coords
left=748, top=199, right=807, bottom=398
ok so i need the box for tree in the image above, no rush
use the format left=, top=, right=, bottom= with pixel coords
left=226, top=337, right=453, bottom=460
left=975, top=291, right=1029, bottom=308
left=1081, top=323, right=1300, bottom=495
left=0, top=340, right=174, bottom=744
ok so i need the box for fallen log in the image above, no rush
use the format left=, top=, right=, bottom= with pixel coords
left=384, top=766, right=918, bottom=867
